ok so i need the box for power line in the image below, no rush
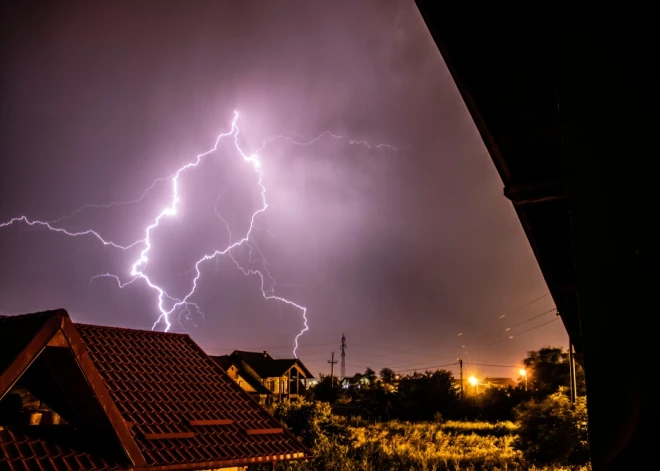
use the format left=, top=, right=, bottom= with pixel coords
left=202, top=341, right=338, bottom=352
left=394, top=362, right=459, bottom=374
left=496, top=293, right=551, bottom=319
left=314, top=316, right=560, bottom=373
left=462, top=306, right=557, bottom=352
left=200, top=295, right=554, bottom=357
left=467, top=317, right=562, bottom=354
left=504, top=308, right=556, bottom=330
left=384, top=356, right=459, bottom=369
left=309, top=317, right=562, bottom=376
left=459, top=296, right=554, bottom=349
left=513, top=317, right=561, bottom=337
left=251, top=295, right=551, bottom=355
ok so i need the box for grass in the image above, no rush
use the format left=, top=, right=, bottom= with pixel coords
left=255, top=420, right=591, bottom=471
left=440, top=420, right=518, bottom=437
left=350, top=421, right=522, bottom=470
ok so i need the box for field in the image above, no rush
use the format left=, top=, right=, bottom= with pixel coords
left=263, top=420, right=591, bottom=471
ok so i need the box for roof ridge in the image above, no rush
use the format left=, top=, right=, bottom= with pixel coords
left=74, top=322, right=191, bottom=337
left=0, top=309, right=69, bottom=322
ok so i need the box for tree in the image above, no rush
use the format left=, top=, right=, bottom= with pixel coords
left=515, top=392, right=590, bottom=465
left=475, top=384, right=532, bottom=421
left=397, top=370, right=460, bottom=421
left=310, top=374, right=342, bottom=403
left=524, top=347, right=586, bottom=397
left=379, top=367, right=396, bottom=384
left=269, top=400, right=353, bottom=470
left=271, top=400, right=351, bottom=450
left=363, top=367, right=377, bottom=385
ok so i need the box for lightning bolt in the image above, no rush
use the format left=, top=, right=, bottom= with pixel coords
left=0, top=112, right=398, bottom=356
left=48, top=174, right=174, bottom=224
left=255, top=130, right=401, bottom=154
left=0, top=216, right=144, bottom=250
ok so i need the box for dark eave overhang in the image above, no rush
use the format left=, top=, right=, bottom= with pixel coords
left=414, top=0, right=583, bottom=354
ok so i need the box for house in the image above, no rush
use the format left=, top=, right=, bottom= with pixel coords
left=483, top=377, right=517, bottom=389
left=0, top=310, right=311, bottom=471
left=213, top=355, right=272, bottom=406
left=212, top=351, right=313, bottom=405
left=341, top=373, right=372, bottom=389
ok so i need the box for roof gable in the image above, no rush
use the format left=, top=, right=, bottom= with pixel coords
left=230, top=351, right=314, bottom=380
left=1, top=311, right=311, bottom=470
left=0, top=310, right=142, bottom=470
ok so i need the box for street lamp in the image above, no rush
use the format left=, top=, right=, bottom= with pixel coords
left=520, top=369, right=528, bottom=391
left=468, top=375, right=479, bottom=394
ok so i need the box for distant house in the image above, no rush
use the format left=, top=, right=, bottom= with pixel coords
left=483, top=377, right=517, bottom=389
left=0, top=310, right=310, bottom=471
left=341, top=373, right=372, bottom=389
left=213, top=350, right=314, bottom=405
left=213, top=355, right=272, bottom=405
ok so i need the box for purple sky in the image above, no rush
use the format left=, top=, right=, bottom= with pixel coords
left=0, top=0, right=567, bottom=380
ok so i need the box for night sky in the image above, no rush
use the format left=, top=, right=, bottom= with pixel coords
left=0, top=0, right=566, bottom=380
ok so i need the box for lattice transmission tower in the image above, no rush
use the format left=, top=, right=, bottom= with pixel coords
left=340, top=333, right=346, bottom=380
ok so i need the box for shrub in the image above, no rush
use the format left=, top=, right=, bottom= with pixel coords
left=514, top=392, right=590, bottom=466
left=270, top=400, right=352, bottom=450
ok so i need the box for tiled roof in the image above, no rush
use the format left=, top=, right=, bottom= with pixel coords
left=77, top=324, right=309, bottom=467
left=0, top=426, right=125, bottom=471
left=230, top=351, right=314, bottom=380
left=259, top=359, right=300, bottom=378
left=0, top=311, right=311, bottom=471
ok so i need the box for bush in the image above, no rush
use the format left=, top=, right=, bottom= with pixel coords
left=270, top=400, right=352, bottom=450
left=515, top=392, right=590, bottom=466
left=250, top=413, right=591, bottom=470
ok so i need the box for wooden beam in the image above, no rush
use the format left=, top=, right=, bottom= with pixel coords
left=246, top=428, right=284, bottom=435
left=46, top=329, right=68, bottom=348
left=188, top=419, right=233, bottom=426
left=129, top=452, right=310, bottom=471
left=60, top=317, right=147, bottom=467
left=0, top=312, right=64, bottom=401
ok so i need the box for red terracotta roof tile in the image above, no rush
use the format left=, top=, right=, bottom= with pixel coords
left=74, top=323, right=309, bottom=467
left=0, top=311, right=311, bottom=470
left=0, top=427, right=125, bottom=471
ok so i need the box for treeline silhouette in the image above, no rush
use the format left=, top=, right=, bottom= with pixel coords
left=309, top=346, right=586, bottom=422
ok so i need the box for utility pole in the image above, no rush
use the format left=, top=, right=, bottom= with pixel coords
left=340, top=333, right=347, bottom=381
left=328, top=352, right=337, bottom=387
left=569, top=338, right=577, bottom=403
left=458, top=358, right=463, bottom=399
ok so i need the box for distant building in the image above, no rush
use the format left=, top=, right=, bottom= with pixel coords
left=0, top=310, right=310, bottom=471
left=213, top=355, right=271, bottom=405
left=212, top=350, right=314, bottom=405
left=341, top=373, right=373, bottom=389
left=483, top=377, right=517, bottom=389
